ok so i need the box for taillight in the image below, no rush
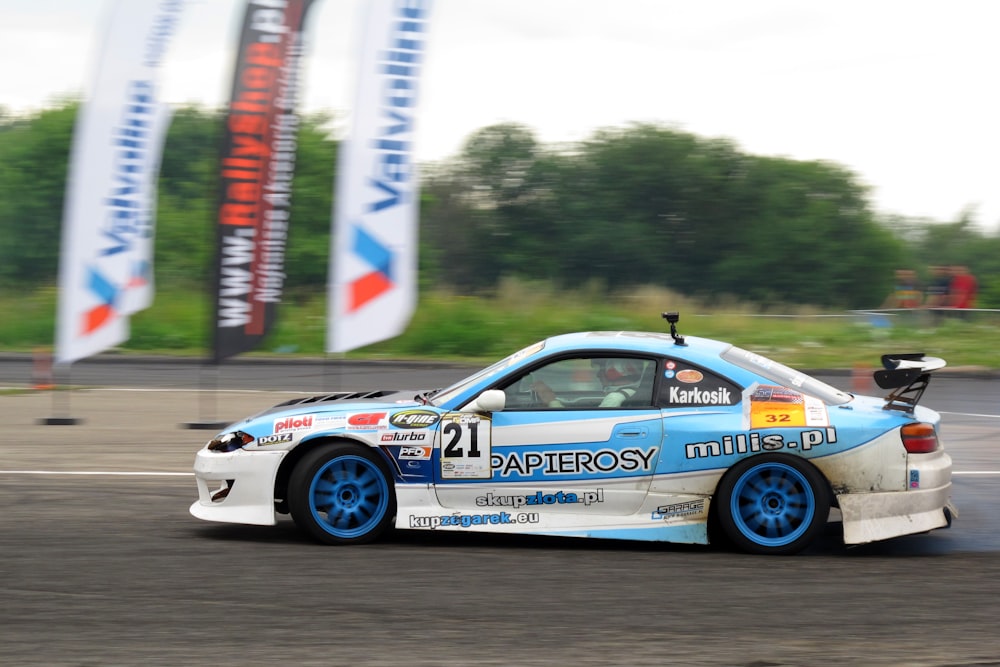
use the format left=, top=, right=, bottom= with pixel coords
left=901, top=422, right=939, bottom=453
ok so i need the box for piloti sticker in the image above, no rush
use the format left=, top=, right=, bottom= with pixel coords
left=744, top=384, right=828, bottom=429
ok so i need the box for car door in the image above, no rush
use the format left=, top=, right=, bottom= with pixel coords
left=433, top=355, right=662, bottom=516
left=649, top=357, right=749, bottom=482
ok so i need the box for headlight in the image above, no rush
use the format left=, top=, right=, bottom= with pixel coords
left=207, top=431, right=255, bottom=452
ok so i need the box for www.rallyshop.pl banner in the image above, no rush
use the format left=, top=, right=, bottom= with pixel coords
left=56, top=0, right=184, bottom=365
left=327, top=0, right=433, bottom=353
left=212, top=0, right=316, bottom=362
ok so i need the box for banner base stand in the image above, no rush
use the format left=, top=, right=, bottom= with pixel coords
left=37, top=416, right=83, bottom=426
left=40, top=371, right=81, bottom=425
left=183, top=363, right=228, bottom=431
left=181, top=420, right=229, bottom=430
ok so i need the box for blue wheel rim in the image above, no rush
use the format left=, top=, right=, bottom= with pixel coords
left=308, top=455, right=389, bottom=539
left=730, top=462, right=815, bottom=547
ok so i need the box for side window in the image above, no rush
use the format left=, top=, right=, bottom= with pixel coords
left=499, top=357, right=656, bottom=409
left=658, top=359, right=741, bottom=407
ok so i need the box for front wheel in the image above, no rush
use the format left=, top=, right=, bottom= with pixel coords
left=716, top=454, right=830, bottom=555
left=288, top=443, right=395, bottom=545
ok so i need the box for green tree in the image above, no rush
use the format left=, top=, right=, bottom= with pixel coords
left=0, top=105, right=939, bottom=312
left=421, top=122, right=545, bottom=290
left=283, top=113, right=337, bottom=292
left=0, top=105, right=76, bottom=285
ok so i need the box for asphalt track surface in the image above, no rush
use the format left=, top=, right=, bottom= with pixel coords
left=2, top=356, right=1000, bottom=666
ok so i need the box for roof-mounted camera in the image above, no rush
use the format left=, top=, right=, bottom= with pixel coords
left=661, top=311, right=686, bottom=345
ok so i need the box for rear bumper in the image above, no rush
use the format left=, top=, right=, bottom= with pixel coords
left=837, top=449, right=955, bottom=545
left=189, top=448, right=287, bottom=526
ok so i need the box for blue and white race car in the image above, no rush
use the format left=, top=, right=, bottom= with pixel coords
left=190, top=313, right=956, bottom=555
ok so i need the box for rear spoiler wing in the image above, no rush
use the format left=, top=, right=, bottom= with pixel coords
left=874, top=353, right=947, bottom=413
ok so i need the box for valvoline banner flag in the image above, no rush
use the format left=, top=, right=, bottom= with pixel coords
left=327, top=0, right=434, bottom=353
left=55, top=0, right=186, bottom=365
left=119, top=101, right=174, bottom=317
left=212, top=0, right=316, bottom=363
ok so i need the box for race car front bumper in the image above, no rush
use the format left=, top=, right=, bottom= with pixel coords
left=189, top=448, right=287, bottom=526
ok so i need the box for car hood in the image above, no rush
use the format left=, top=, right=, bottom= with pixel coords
left=241, top=389, right=428, bottom=423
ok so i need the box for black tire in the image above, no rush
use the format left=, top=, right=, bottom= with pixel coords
left=715, top=454, right=830, bottom=555
left=288, top=443, right=396, bottom=545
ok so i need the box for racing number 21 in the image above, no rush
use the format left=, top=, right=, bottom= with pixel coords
left=439, top=414, right=492, bottom=479
left=443, top=420, right=480, bottom=457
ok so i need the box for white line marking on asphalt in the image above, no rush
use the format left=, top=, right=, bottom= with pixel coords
left=940, top=411, right=1000, bottom=419
left=1, top=470, right=998, bottom=477
left=85, top=388, right=308, bottom=394
left=0, top=470, right=193, bottom=476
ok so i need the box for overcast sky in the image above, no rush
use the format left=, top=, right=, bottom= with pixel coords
left=4, top=0, right=999, bottom=230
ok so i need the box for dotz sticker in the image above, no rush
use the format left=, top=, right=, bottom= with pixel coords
left=257, top=432, right=293, bottom=446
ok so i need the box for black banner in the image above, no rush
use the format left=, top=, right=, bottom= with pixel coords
left=212, top=0, right=316, bottom=362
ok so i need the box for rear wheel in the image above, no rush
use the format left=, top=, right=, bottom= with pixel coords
left=716, top=454, right=830, bottom=555
left=288, top=443, right=395, bottom=545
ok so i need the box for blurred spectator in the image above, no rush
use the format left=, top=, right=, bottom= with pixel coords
left=947, top=265, right=978, bottom=309
left=882, top=269, right=922, bottom=309
left=922, top=264, right=953, bottom=323
left=924, top=265, right=952, bottom=309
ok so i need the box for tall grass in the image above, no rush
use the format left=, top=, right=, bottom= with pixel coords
left=4, top=280, right=998, bottom=369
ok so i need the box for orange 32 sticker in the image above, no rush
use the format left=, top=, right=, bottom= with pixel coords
left=746, top=384, right=829, bottom=429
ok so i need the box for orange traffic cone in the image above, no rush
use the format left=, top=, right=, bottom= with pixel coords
left=32, top=348, right=54, bottom=390
left=851, top=362, right=872, bottom=394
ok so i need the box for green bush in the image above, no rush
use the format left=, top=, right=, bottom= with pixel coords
left=5, top=279, right=1000, bottom=369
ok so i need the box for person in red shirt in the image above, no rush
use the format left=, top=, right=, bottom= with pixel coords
left=948, top=265, right=978, bottom=309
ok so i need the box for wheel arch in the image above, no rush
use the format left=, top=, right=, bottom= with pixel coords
left=707, top=452, right=836, bottom=550
left=711, top=451, right=836, bottom=500
left=273, top=434, right=398, bottom=514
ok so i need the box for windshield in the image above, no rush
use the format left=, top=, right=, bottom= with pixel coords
left=430, top=341, right=546, bottom=407
left=721, top=345, right=853, bottom=406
